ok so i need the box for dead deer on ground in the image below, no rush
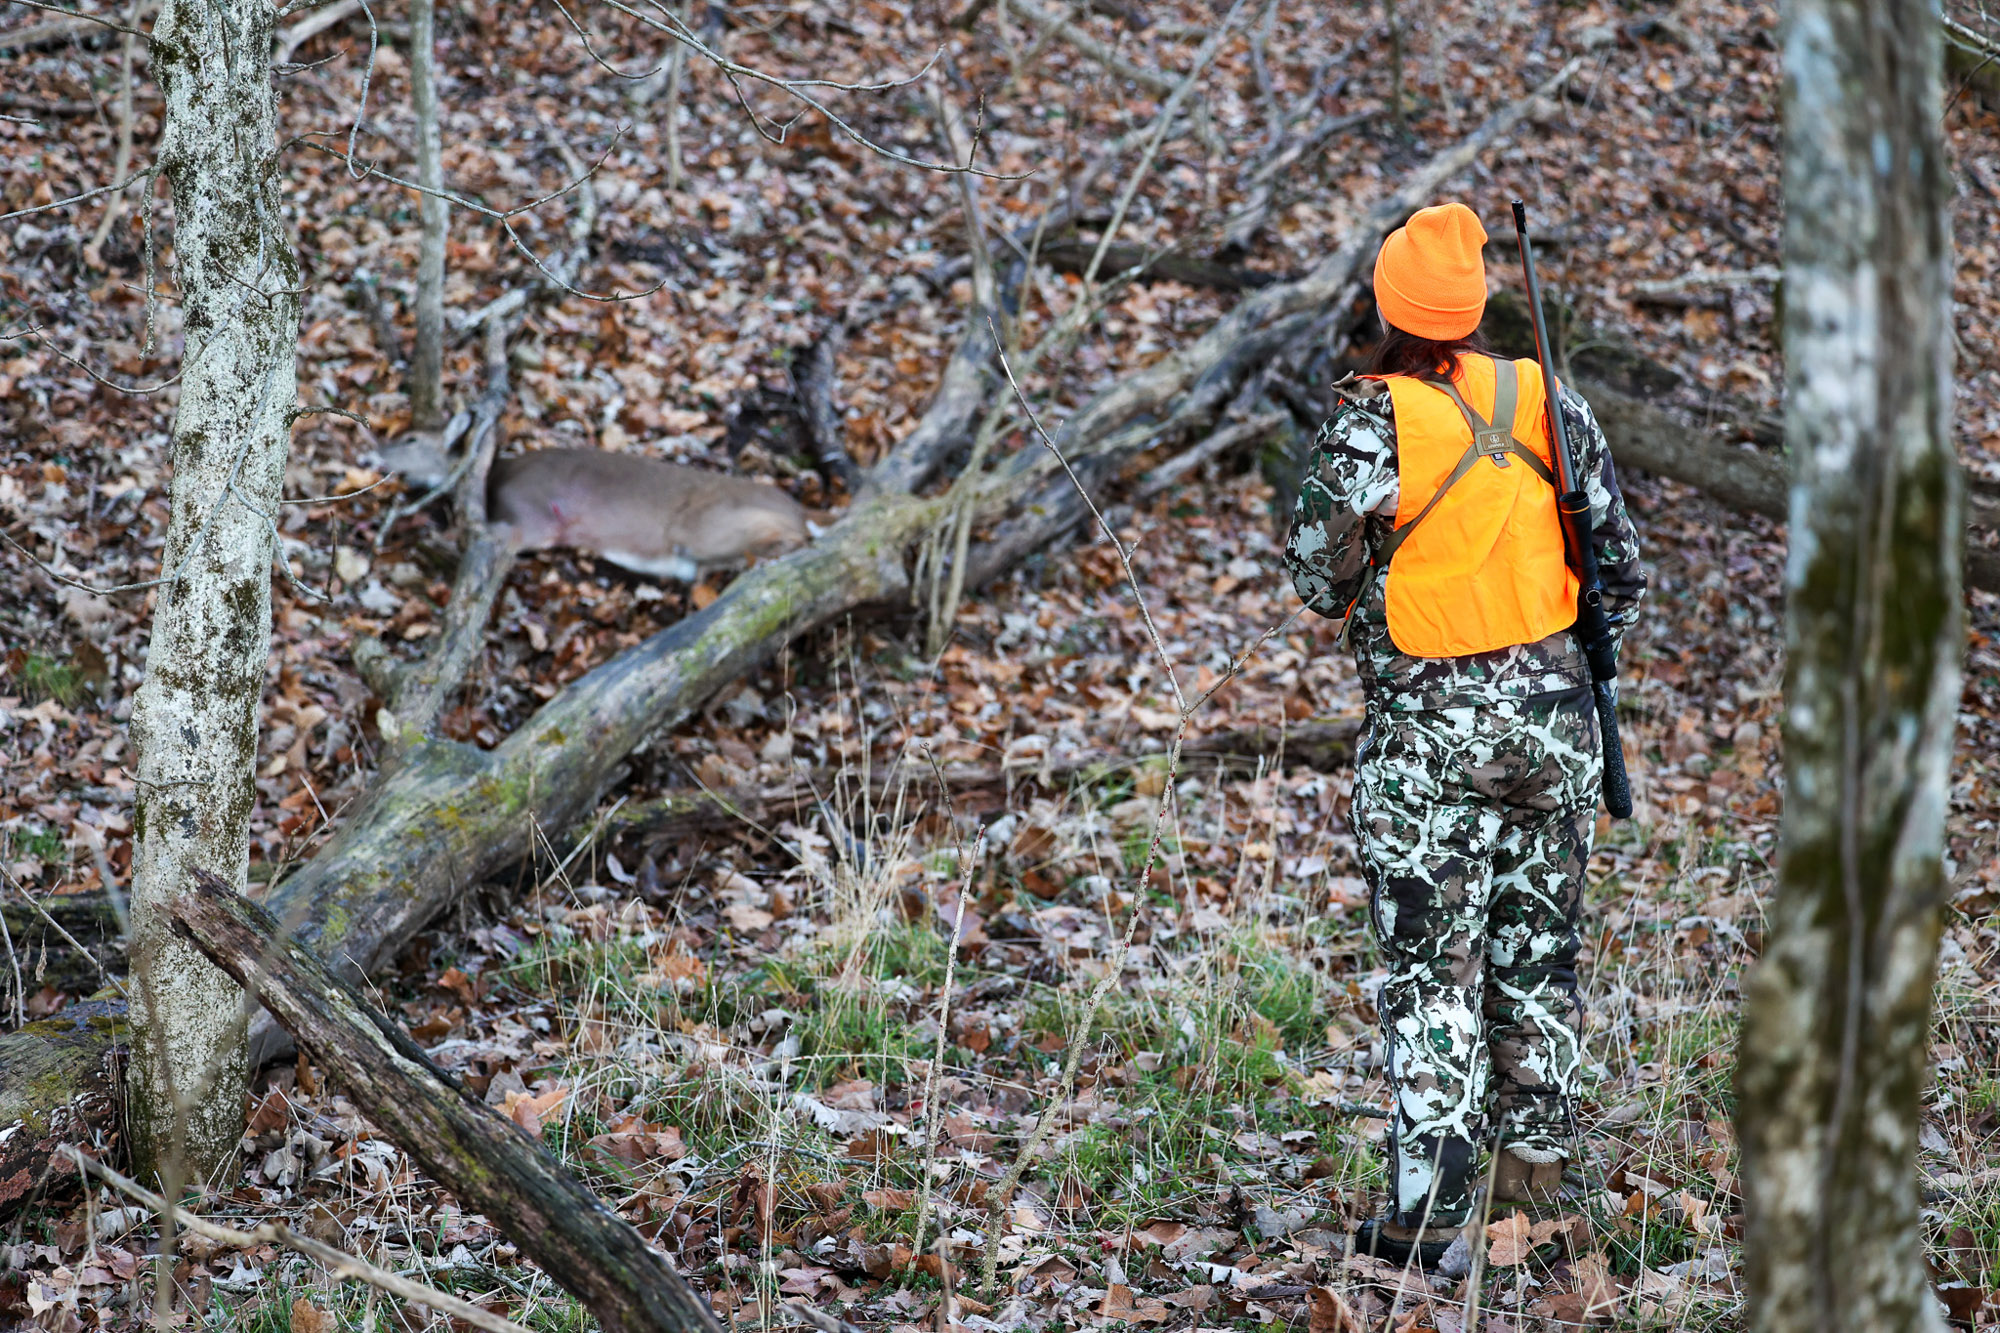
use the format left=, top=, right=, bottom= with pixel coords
left=375, top=442, right=811, bottom=581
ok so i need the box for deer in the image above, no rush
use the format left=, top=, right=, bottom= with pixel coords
left=374, top=442, right=812, bottom=581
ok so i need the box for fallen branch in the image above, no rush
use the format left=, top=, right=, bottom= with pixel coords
left=997, top=0, right=1176, bottom=95
left=793, top=327, right=860, bottom=492
left=605, top=715, right=1364, bottom=848
left=1473, top=292, right=2000, bottom=595
left=169, top=870, right=727, bottom=1333
left=1136, top=410, right=1287, bottom=499
left=1585, top=381, right=2000, bottom=594
left=71, top=1150, right=535, bottom=1333
left=275, top=0, right=362, bottom=64
left=1035, top=240, right=1281, bottom=291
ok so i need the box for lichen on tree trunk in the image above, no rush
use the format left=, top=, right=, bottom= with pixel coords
left=1735, top=2, right=1959, bottom=1330
left=125, top=0, right=300, bottom=1181
left=407, top=0, right=447, bottom=431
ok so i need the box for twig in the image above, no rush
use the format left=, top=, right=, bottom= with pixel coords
left=84, top=0, right=146, bottom=266
left=69, top=1151, right=537, bottom=1333
left=910, top=831, right=984, bottom=1257
left=2, top=0, right=150, bottom=40
left=1, top=868, right=127, bottom=998
left=0, top=895, right=22, bottom=1028
left=576, top=0, right=1017, bottom=178
left=997, top=0, right=1175, bottom=95
left=1078, top=0, right=1249, bottom=293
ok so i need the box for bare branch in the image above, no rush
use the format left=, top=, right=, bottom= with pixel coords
left=589, top=0, right=1021, bottom=177
left=274, top=0, right=360, bottom=63
left=1, top=0, right=150, bottom=39
left=0, top=165, right=156, bottom=225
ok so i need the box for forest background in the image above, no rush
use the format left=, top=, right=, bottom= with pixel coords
left=0, top=0, right=1996, bottom=1329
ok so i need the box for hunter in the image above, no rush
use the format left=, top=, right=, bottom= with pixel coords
left=1284, top=202, right=1646, bottom=1266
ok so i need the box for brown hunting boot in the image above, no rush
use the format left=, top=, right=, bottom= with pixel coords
left=1490, top=1145, right=1566, bottom=1204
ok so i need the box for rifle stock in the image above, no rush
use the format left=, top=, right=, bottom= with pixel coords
left=1512, top=201, right=1634, bottom=820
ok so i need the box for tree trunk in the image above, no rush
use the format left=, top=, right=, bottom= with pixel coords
left=1734, top=3, right=1959, bottom=1330
left=125, top=0, right=299, bottom=1182
left=407, top=0, right=447, bottom=431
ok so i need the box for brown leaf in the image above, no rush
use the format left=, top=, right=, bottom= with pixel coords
left=1309, top=1285, right=1365, bottom=1333
left=1565, top=1251, right=1622, bottom=1322
left=861, top=1187, right=914, bottom=1211
left=858, top=1241, right=913, bottom=1277
left=587, top=1115, right=687, bottom=1166
left=245, top=1089, right=290, bottom=1137
left=437, top=966, right=477, bottom=1004
left=289, top=1298, right=335, bottom=1333
left=502, top=1083, right=570, bottom=1136
left=1937, top=1284, right=1988, bottom=1322
left=1099, top=1283, right=1172, bottom=1324
left=1485, top=1212, right=1536, bottom=1267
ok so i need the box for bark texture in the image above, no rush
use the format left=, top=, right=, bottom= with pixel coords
left=125, top=0, right=299, bottom=1180
left=1734, top=3, right=1959, bottom=1330
left=170, top=872, right=725, bottom=1333
left=407, top=0, right=447, bottom=431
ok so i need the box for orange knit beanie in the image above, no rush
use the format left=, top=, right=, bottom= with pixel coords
left=1373, top=202, right=1489, bottom=340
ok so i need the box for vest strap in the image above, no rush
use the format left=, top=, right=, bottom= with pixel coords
left=1422, top=362, right=1555, bottom=483
left=1376, top=437, right=1485, bottom=565
left=1372, top=359, right=1555, bottom=567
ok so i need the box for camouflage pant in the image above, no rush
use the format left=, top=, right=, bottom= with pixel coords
left=1351, top=689, right=1598, bottom=1227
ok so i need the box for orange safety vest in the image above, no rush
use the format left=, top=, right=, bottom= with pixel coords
left=1366, top=355, right=1579, bottom=659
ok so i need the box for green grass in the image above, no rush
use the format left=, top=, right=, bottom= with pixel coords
left=11, top=653, right=90, bottom=707
left=8, top=825, right=64, bottom=862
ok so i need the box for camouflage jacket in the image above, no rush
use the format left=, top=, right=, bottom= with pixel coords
left=1284, top=373, right=1646, bottom=713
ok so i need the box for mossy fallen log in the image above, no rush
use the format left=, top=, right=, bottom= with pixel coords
left=0, top=1001, right=126, bottom=1210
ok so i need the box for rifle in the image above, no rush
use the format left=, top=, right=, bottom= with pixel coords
left=1511, top=200, right=1633, bottom=820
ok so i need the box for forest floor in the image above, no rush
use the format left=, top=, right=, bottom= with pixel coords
left=5, top=0, right=2000, bottom=1329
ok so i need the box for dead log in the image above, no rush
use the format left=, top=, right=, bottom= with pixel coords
left=0, top=1001, right=124, bottom=1209
left=607, top=715, right=1364, bottom=847
left=168, top=871, right=725, bottom=1333
left=0, top=74, right=1565, bottom=1203
left=1035, top=241, right=1281, bottom=292
left=1476, top=291, right=2000, bottom=594
left=793, top=331, right=861, bottom=492
left=2, top=890, right=126, bottom=996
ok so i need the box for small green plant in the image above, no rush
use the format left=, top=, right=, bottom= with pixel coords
left=9, top=826, right=64, bottom=863
left=12, top=653, right=89, bottom=707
